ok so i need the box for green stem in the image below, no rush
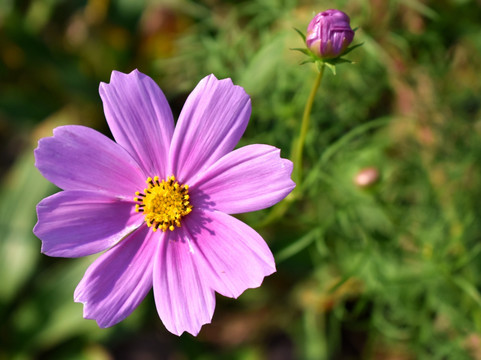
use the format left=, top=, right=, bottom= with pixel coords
left=294, top=65, right=324, bottom=186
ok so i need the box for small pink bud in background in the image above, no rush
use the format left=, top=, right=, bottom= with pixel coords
left=306, top=9, right=355, bottom=59
left=354, top=167, right=379, bottom=188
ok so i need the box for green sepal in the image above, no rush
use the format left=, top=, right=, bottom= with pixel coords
left=341, top=42, right=364, bottom=56
left=291, top=48, right=310, bottom=55
left=328, top=57, right=354, bottom=65
left=322, top=62, right=336, bottom=75
left=300, top=59, right=316, bottom=65
left=293, top=27, right=306, bottom=42
left=291, top=27, right=362, bottom=74
left=315, top=56, right=356, bottom=75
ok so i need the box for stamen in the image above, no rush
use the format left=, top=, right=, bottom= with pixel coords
left=134, top=175, right=193, bottom=232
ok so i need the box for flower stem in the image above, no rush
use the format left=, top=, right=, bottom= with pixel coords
left=256, top=65, right=325, bottom=229
left=294, top=65, right=324, bottom=186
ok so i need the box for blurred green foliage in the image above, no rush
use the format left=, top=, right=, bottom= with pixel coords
left=1, top=0, right=481, bottom=359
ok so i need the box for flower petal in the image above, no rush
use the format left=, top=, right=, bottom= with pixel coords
left=190, top=144, right=295, bottom=214
left=34, top=190, right=143, bottom=257
left=153, top=228, right=216, bottom=336
left=35, top=125, right=145, bottom=198
left=99, top=69, right=174, bottom=177
left=169, top=74, right=251, bottom=183
left=185, top=209, right=276, bottom=299
left=74, top=225, right=155, bottom=328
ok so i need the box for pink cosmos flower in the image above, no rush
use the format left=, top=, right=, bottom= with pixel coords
left=33, top=69, right=295, bottom=336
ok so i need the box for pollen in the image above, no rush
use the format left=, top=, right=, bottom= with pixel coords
left=134, top=176, right=193, bottom=232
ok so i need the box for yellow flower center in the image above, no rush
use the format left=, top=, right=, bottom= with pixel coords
left=134, top=176, right=193, bottom=232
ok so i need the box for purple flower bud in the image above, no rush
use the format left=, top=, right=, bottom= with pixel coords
left=306, top=9, right=355, bottom=59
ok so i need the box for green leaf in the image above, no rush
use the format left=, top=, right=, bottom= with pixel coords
left=0, top=150, right=51, bottom=302
left=275, top=227, right=322, bottom=263
left=238, top=33, right=287, bottom=96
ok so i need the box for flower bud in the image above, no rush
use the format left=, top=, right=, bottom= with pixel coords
left=306, top=9, right=355, bottom=60
left=354, top=167, right=379, bottom=188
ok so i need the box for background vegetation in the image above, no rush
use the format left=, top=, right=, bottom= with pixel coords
left=1, top=0, right=481, bottom=359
